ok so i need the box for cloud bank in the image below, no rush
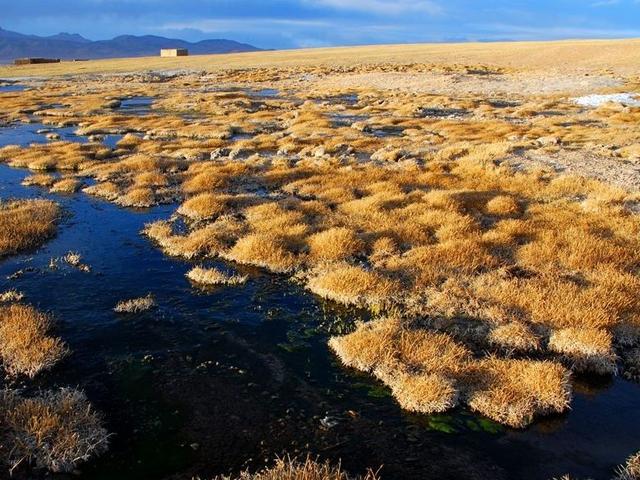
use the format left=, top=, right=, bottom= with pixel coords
left=1, top=0, right=638, bottom=49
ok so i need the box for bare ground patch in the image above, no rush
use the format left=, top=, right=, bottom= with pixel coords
left=312, top=71, right=621, bottom=96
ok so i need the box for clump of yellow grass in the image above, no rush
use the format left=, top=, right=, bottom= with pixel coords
left=617, top=451, right=640, bottom=480
left=144, top=217, right=246, bottom=259
left=186, top=266, right=247, bottom=286
left=330, top=317, right=572, bottom=427
left=329, top=317, right=468, bottom=414
left=116, top=133, right=143, bottom=149
left=548, top=328, right=617, bottom=374
left=178, top=193, right=229, bottom=220
left=50, top=177, right=82, bottom=193
left=0, top=289, right=24, bottom=303
left=113, top=294, right=156, bottom=313
left=0, top=388, right=109, bottom=473
left=0, top=200, right=59, bottom=257
left=0, top=304, right=68, bottom=378
left=21, top=174, right=56, bottom=187
left=61, top=251, right=91, bottom=272
left=226, top=234, right=301, bottom=273
left=484, top=195, right=521, bottom=216
left=464, top=357, right=571, bottom=428
left=307, top=264, right=400, bottom=308
left=115, top=186, right=156, bottom=208
left=308, top=227, right=365, bottom=261
left=488, top=322, right=540, bottom=352
left=83, top=181, right=121, bottom=201
left=211, top=456, right=379, bottom=480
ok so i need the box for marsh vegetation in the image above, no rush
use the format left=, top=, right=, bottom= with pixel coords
left=0, top=40, right=638, bottom=479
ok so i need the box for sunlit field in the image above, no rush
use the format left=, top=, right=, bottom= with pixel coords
left=0, top=40, right=639, bottom=479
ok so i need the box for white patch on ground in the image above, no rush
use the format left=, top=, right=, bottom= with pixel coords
left=573, top=93, right=640, bottom=107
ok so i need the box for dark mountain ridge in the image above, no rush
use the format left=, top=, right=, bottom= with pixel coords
left=0, top=26, right=261, bottom=63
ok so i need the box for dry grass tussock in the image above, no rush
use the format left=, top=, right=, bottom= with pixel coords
left=307, top=264, right=400, bottom=308
left=329, top=316, right=571, bottom=428
left=50, top=177, right=82, bottom=193
left=617, top=452, right=640, bottom=480
left=0, top=199, right=59, bottom=257
left=113, top=294, right=156, bottom=313
left=0, top=289, right=24, bottom=303
left=210, top=456, right=379, bottom=480
left=0, top=304, right=68, bottom=378
left=186, top=266, right=248, bottom=286
left=21, top=174, right=56, bottom=187
left=0, top=388, right=109, bottom=474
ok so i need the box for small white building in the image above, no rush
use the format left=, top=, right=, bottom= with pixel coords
left=160, top=48, right=189, bottom=57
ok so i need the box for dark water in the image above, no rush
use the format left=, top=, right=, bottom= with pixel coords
left=329, top=113, right=368, bottom=128
left=0, top=130, right=639, bottom=479
left=315, top=94, right=359, bottom=106
left=368, top=125, right=405, bottom=138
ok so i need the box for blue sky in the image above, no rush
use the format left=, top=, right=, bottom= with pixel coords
left=2, top=0, right=639, bottom=48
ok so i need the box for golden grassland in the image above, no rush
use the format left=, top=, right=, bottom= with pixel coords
left=1, top=38, right=639, bottom=78
left=0, top=40, right=640, bottom=432
left=210, top=456, right=379, bottom=480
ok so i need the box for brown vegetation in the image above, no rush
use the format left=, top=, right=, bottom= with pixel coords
left=0, top=388, right=109, bottom=473
left=113, top=294, right=156, bottom=313
left=186, top=266, right=248, bottom=286
left=617, top=451, right=640, bottom=480
left=329, top=316, right=571, bottom=427
left=211, top=456, right=379, bottom=480
left=0, top=304, right=68, bottom=378
left=0, top=200, right=59, bottom=257
left=2, top=44, right=640, bottom=429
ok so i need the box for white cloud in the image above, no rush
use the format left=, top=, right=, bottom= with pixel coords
left=591, top=0, right=620, bottom=7
left=472, top=22, right=640, bottom=39
left=308, top=0, right=443, bottom=15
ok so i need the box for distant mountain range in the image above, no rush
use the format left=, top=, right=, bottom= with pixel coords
left=0, top=26, right=261, bottom=63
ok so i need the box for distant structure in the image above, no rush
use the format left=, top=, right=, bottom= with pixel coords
left=14, top=58, right=60, bottom=65
left=160, top=48, right=189, bottom=57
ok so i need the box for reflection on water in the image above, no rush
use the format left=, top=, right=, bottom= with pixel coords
left=0, top=122, right=85, bottom=148
left=0, top=122, right=125, bottom=150
left=0, top=83, right=27, bottom=93
left=0, top=150, right=639, bottom=479
left=119, top=96, right=154, bottom=116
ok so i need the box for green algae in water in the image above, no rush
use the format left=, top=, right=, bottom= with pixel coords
left=426, top=414, right=457, bottom=434
left=366, top=384, right=392, bottom=399
left=473, top=417, right=504, bottom=434
left=277, top=325, right=319, bottom=352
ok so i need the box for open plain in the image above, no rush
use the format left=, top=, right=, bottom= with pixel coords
left=0, top=39, right=639, bottom=479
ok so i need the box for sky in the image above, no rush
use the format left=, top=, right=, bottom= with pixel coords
left=2, top=0, right=640, bottom=49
